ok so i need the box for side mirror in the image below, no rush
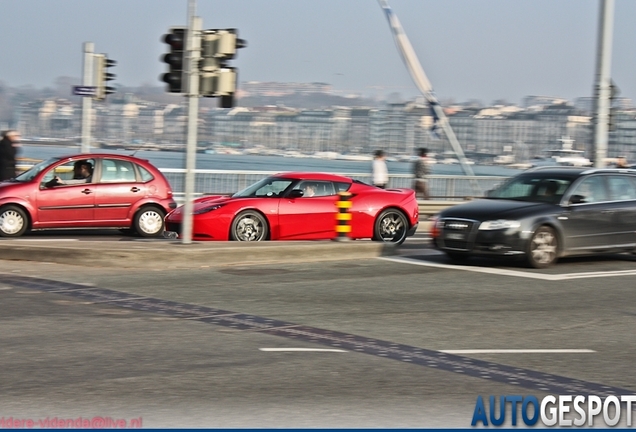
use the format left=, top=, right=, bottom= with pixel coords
left=289, top=189, right=304, bottom=198
left=485, top=189, right=494, bottom=197
left=568, top=194, right=586, bottom=205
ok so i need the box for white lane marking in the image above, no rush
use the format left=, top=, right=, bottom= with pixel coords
left=379, top=256, right=636, bottom=281
left=439, top=349, right=596, bottom=354
left=259, top=348, right=347, bottom=352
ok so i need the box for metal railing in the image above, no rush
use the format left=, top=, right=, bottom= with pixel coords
left=158, top=169, right=509, bottom=202
left=16, top=161, right=509, bottom=202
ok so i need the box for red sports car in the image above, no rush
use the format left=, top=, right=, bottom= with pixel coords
left=0, top=153, right=176, bottom=237
left=164, top=172, right=419, bottom=244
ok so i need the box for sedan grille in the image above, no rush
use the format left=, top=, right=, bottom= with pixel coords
left=439, top=218, right=477, bottom=251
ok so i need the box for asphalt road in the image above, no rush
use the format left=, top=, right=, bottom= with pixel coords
left=1, top=242, right=635, bottom=428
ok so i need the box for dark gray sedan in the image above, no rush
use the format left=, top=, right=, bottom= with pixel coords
left=431, top=167, right=636, bottom=268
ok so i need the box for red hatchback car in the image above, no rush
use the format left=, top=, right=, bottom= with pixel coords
left=165, top=172, right=419, bottom=243
left=0, top=153, right=176, bottom=237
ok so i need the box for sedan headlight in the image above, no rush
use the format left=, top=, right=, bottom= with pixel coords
left=193, top=204, right=224, bottom=215
left=478, top=220, right=521, bottom=230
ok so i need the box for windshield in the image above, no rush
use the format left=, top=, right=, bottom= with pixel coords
left=232, top=177, right=295, bottom=198
left=489, top=174, right=573, bottom=204
left=14, top=157, right=59, bottom=182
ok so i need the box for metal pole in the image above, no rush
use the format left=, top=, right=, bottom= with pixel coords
left=181, top=0, right=201, bottom=244
left=593, top=0, right=614, bottom=168
left=81, top=42, right=94, bottom=153
left=433, top=104, right=481, bottom=196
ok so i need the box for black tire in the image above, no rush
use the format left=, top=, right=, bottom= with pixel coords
left=230, top=211, right=269, bottom=242
left=133, top=206, right=165, bottom=238
left=373, top=209, right=408, bottom=245
left=446, top=252, right=470, bottom=263
left=0, top=205, right=29, bottom=237
left=526, top=225, right=558, bottom=268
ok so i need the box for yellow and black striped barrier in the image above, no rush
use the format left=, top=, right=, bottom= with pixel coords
left=334, top=191, right=352, bottom=241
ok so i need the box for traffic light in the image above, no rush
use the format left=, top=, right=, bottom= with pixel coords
left=94, top=54, right=116, bottom=101
left=160, top=27, right=187, bottom=93
left=199, top=29, right=246, bottom=107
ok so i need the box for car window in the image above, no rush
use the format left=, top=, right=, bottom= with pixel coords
left=232, top=177, right=294, bottom=198
left=100, top=159, right=137, bottom=183
left=138, top=165, right=154, bottom=182
left=335, top=181, right=351, bottom=192
left=607, top=175, right=636, bottom=201
left=15, top=157, right=59, bottom=182
left=569, top=176, right=608, bottom=204
left=296, top=181, right=336, bottom=197
left=490, top=175, right=572, bottom=202
left=40, top=159, right=95, bottom=188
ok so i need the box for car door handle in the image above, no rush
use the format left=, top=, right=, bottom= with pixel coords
left=81, top=189, right=93, bottom=195
left=131, top=187, right=140, bottom=193
left=601, top=210, right=614, bottom=214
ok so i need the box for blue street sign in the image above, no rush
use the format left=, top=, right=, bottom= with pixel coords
left=72, top=86, right=97, bottom=96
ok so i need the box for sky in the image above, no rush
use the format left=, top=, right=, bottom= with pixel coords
left=1, top=0, right=635, bottom=105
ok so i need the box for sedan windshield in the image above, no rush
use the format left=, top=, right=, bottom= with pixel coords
left=489, top=174, right=573, bottom=203
left=14, top=157, right=60, bottom=182
left=232, top=177, right=295, bottom=198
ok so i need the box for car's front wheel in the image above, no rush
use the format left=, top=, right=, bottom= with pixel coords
left=231, top=211, right=268, bottom=241
left=373, top=209, right=408, bottom=245
left=0, top=205, right=28, bottom=237
left=133, top=206, right=165, bottom=237
left=527, top=225, right=558, bottom=268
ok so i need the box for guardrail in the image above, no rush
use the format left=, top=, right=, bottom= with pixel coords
left=16, top=163, right=506, bottom=208
left=160, top=169, right=507, bottom=201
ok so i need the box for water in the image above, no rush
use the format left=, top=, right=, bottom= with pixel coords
left=17, top=144, right=521, bottom=177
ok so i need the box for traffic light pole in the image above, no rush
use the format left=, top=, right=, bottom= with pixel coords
left=81, top=42, right=94, bottom=153
left=593, top=0, right=614, bottom=168
left=181, top=0, right=201, bottom=244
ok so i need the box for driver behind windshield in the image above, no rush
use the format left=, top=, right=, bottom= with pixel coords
left=45, top=161, right=93, bottom=187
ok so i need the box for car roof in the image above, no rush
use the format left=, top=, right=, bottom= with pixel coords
left=272, top=172, right=353, bottom=182
left=524, top=166, right=636, bottom=177
left=53, top=153, right=149, bottom=163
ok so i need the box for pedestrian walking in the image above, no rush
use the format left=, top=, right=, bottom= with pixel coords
left=413, top=147, right=430, bottom=200
left=0, top=130, right=21, bottom=181
left=372, top=149, right=388, bottom=189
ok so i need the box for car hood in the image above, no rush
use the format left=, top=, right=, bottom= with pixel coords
left=439, top=198, right=554, bottom=221
left=0, top=180, right=26, bottom=193
left=194, top=195, right=233, bottom=205
left=170, top=195, right=245, bottom=216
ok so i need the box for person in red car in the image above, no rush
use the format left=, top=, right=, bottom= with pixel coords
left=302, top=183, right=316, bottom=197
left=46, top=160, right=93, bottom=187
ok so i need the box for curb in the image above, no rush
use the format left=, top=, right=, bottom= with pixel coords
left=0, top=240, right=401, bottom=269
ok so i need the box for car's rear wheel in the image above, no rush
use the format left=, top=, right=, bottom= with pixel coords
left=133, top=206, right=165, bottom=237
left=373, top=209, right=408, bottom=245
left=0, top=205, right=28, bottom=237
left=527, top=225, right=558, bottom=268
left=231, top=211, right=268, bottom=241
